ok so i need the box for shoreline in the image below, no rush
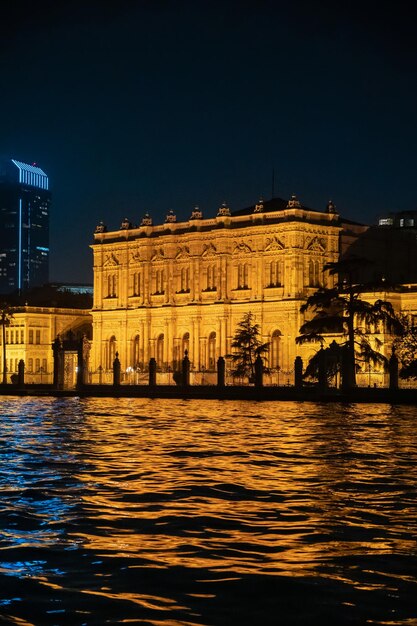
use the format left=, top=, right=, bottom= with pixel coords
left=1, top=384, right=417, bottom=404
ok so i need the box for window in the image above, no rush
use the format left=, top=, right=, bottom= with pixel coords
left=42, top=358, right=47, bottom=372
left=206, top=265, right=216, bottom=291
left=182, top=332, right=190, bottom=358
left=308, top=259, right=321, bottom=287
left=270, top=330, right=281, bottom=368
left=132, top=335, right=140, bottom=367
left=208, top=332, right=216, bottom=370
left=179, top=267, right=190, bottom=292
left=132, top=272, right=141, bottom=296
left=29, top=330, right=33, bottom=344
left=107, top=274, right=117, bottom=297
left=155, top=269, right=164, bottom=294
left=269, top=260, right=282, bottom=287
left=35, top=358, right=40, bottom=372
left=237, top=263, right=249, bottom=289
left=156, top=334, right=164, bottom=365
left=28, top=358, right=33, bottom=372
left=108, top=336, right=116, bottom=370
left=36, top=330, right=41, bottom=344
left=20, top=330, right=24, bottom=344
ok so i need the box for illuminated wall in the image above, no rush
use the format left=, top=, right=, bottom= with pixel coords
left=90, top=197, right=342, bottom=382
left=1, top=307, right=91, bottom=384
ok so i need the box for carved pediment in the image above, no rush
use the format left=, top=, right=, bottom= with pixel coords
left=103, top=253, right=120, bottom=267
left=202, top=243, right=217, bottom=257
left=176, top=245, right=191, bottom=259
left=306, top=236, right=326, bottom=252
left=265, top=237, right=285, bottom=252
left=151, top=248, right=165, bottom=261
left=233, top=242, right=252, bottom=255
left=130, top=250, right=141, bottom=264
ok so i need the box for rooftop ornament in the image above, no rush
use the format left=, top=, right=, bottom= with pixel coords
left=254, top=198, right=264, bottom=213
left=217, top=202, right=231, bottom=217
left=140, top=213, right=153, bottom=226
left=326, top=200, right=337, bottom=214
left=120, top=217, right=133, bottom=230
left=287, top=194, right=301, bottom=209
left=95, top=221, right=107, bottom=233
left=190, top=206, right=203, bottom=219
left=165, top=210, right=177, bottom=223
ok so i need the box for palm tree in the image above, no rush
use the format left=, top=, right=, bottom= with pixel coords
left=296, top=258, right=403, bottom=389
left=229, top=312, right=270, bottom=382
left=0, top=303, right=13, bottom=385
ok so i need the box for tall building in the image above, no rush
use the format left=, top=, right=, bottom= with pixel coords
left=0, top=158, right=51, bottom=294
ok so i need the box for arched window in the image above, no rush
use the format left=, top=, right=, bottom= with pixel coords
left=155, top=270, right=164, bottom=294
left=237, top=263, right=249, bottom=289
left=156, top=334, right=164, bottom=366
left=132, top=334, right=140, bottom=367
left=270, top=330, right=281, bottom=369
left=308, top=260, right=321, bottom=287
left=269, top=260, right=283, bottom=287
left=180, top=267, right=190, bottom=292
left=207, top=265, right=216, bottom=290
left=108, top=335, right=116, bottom=369
left=132, top=272, right=141, bottom=296
left=208, top=332, right=216, bottom=370
left=182, top=332, right=190, bottom=358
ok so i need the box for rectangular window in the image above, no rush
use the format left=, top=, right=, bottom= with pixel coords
left=29, top=330, right=33, bottom=344
left=36, top=330, right=41, bottom=344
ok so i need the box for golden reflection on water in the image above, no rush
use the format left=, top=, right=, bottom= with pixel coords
left=50, top=398, right=416, bottom=578
left=1, top=397, right=417, bottom=626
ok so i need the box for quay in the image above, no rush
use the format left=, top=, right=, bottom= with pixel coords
left=1, top=383, right=417, bottom=404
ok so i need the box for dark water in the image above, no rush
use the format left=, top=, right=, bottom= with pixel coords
left=0, top=398, right=417, bottom=626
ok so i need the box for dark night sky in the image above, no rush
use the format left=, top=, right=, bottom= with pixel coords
left=1, top=0, right=416, bottom=283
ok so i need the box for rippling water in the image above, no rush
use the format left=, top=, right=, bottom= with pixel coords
left=0, top=397, right=417, bottom=625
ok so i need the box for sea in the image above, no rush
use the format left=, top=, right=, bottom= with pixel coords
left=0, top=396, right=416, bottom=625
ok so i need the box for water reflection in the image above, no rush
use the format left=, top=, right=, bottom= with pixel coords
left=0, top=397, right=416, bottom=624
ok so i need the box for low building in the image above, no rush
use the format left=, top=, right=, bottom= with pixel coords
left=1, top=306, right=91, bottom=384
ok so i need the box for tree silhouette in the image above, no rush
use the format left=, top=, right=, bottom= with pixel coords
left=229, top=312, right=270, bottom=382
left=296, top=258, right=403, bottom=389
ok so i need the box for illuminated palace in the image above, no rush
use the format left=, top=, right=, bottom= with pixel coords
left=90, top=196, right=367, bottom=382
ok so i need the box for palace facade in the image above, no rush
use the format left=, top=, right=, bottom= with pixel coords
left=90, top=196, right=367, bottom=383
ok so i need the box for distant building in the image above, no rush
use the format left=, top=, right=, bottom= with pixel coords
left=344, top=210, right=417, bottom=284
left=0, top=306, right=92, bottom=385
left=0, top=159, right=51, bottom=294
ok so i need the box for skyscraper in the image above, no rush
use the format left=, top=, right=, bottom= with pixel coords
left=0, top=159, right=51, bottom=294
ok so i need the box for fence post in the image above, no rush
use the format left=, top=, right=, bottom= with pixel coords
left=113, top=352, right=121, bottom=387
left=389, top=347, right=399, bottom=391
left=18, top=359, right=25, bottom=387
left=254, top=354, right=263, bottom=388
left=217, top=356, right=225, bottom=388
left=294, top=356, right=303, bottom=389
left=182, top=350, right=190, bottom=387
left=149, top=358, right=157, bottom=387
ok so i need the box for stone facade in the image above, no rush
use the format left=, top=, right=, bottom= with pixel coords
left=90, top=197, right=346, bottom=383
left=1, top=307, right=91, bottom=384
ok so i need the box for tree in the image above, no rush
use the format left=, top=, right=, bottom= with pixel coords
left=393, top=314, right=417, bottom=379
left=296, top=258, right=403, bottom=389
left=0, top=303, right=13, bottom=385
left=229, top=312, right=270, bottom=382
